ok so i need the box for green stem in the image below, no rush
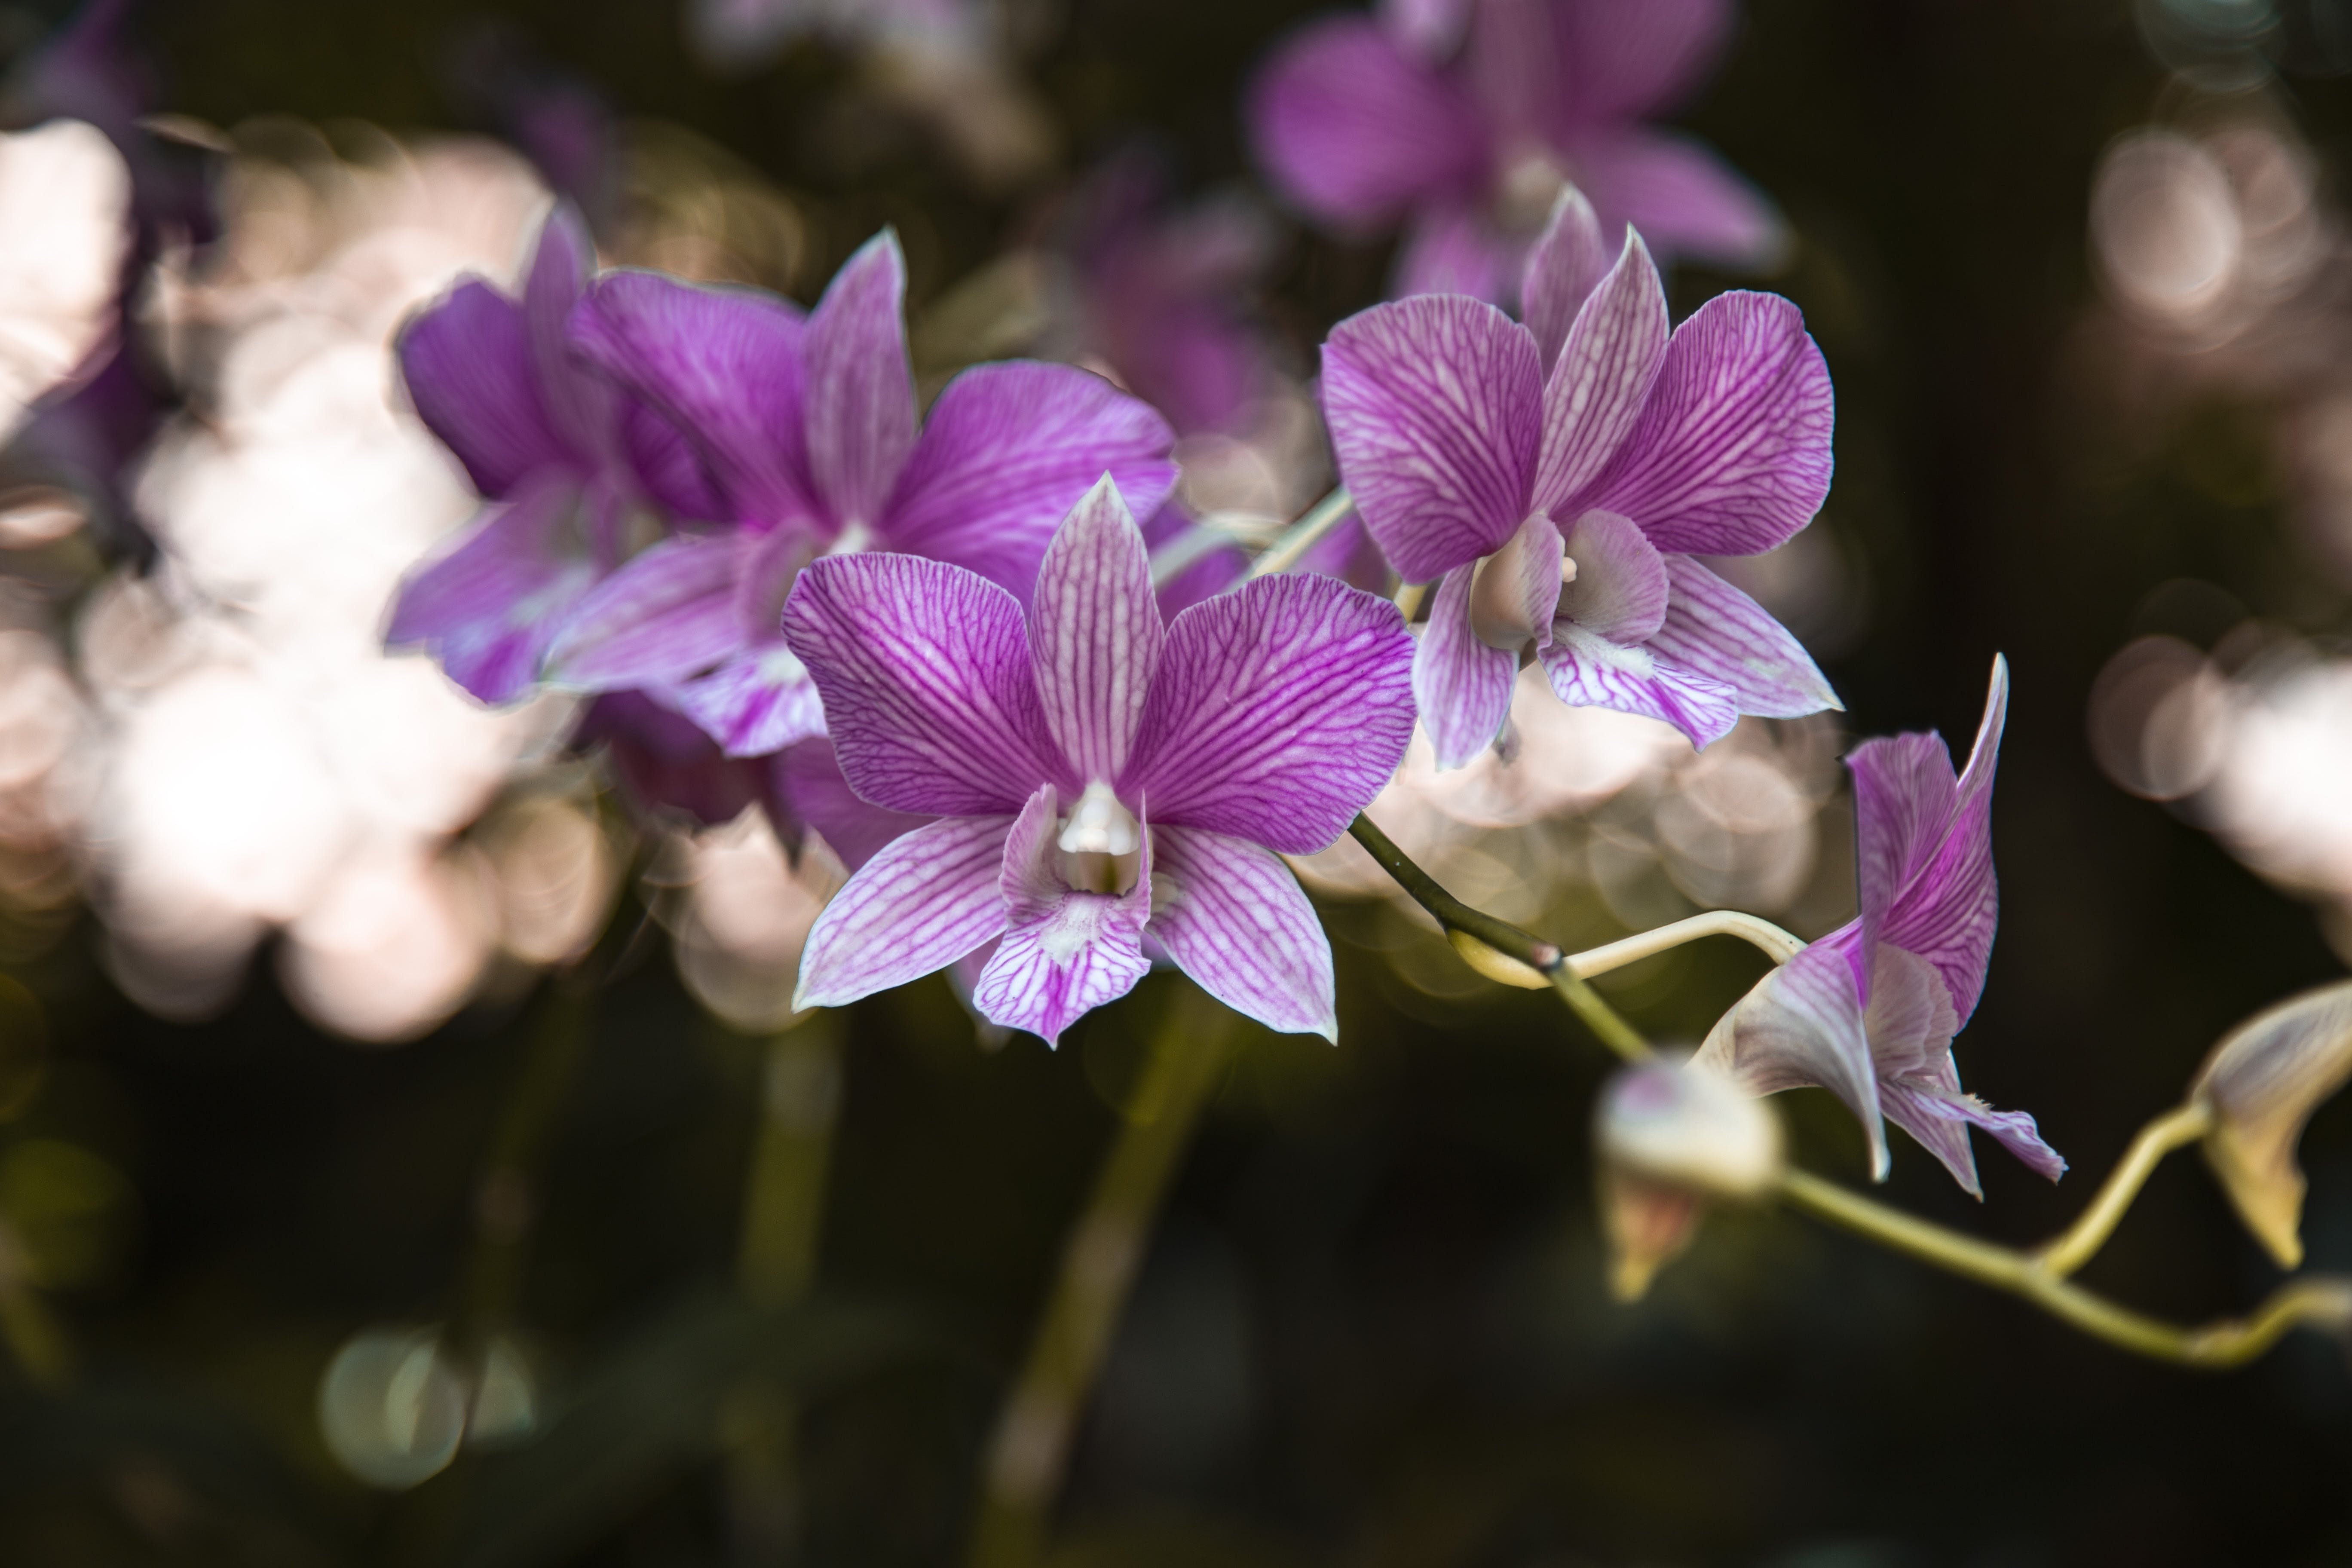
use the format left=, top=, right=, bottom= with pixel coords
left=1250, top=488, right=1354, bottom=579
left=965, top=1001, right=1234, bottom=1568
left=2034, top=1099, right=2212, bottom=1278
left=1568, top=910, right=1805, bottom=975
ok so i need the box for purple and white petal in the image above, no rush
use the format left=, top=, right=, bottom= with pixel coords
left=1694, top=931, right=1888, bottom=1179
left=521, top=205, right=613, bottom=459
left=882, top=361, right=1177, bottom=600
left=1415, top=563, right=1520, bottom=771
left=543, top=530, right=754, bottom=689
left=1381, top=0, right=1476, bottom=61
left=1881, top=1081, right=2067, bottom=1197
left=670, top=643, right=828, bottom=757
left=793, top=813, right=1016, bottom=1010
left=570, top=270, right=816, bottom=528
left=804, top=230, right=919, bottom=532
left=1568, top=129, right=1788, bottom=273
left=1531, top=230, right=1669, bottom=518
left=781, top=552, right=1068, bottom=815
left=398, top=279, right=572, bottom=496
left=973, top=787, right=1153, bottom=1045
left=775, top=737, right=935, bottom=873
left=1148, top=825, right=1337, bottom=1041
left=1322, top=294, right=1542, bottom=583
left=1646, top=554, right=1839, bottom=718
left=1556, top=508, right=1668, bottom=644
left=1125, top=573, right=1416, bottom=853
left=1580, top=289, right=1832, bottom=557
left=1538, top=625, right=1739, bottom=750
left=1519, top=187, right=1611, bottom=376
left=1246, top=16, right=1487, bottom=227
left=1551, top=0, right=1735, bottom=126
left=386, top=478, right=594, bottom=704
left=1030, top=476, right=1164, bottom=781
left=1466, top=509, right=1565, bottom=654
left=1392, top=200, right=1520, bottom=305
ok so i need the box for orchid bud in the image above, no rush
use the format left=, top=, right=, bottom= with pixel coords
left=2189, top=980, right=2352, bottom=1269
left=1594, top=1059, right=1784, bottom=1301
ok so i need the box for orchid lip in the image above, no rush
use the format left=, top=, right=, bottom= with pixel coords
left=1057, top=781, right=1142, bottom=895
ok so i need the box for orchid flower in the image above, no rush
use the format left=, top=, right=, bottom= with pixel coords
left=781, top=475, right=1416, bottom=1045
left=1693, top=656, right=2066, bottom=1196
left=1249, top=0, right=1782, bottom=304
left=386, top=205, right=717, bottom=704
left=546, top=229, right=1178, bottom=759
left=1322, top=193, right=1837, bottom=767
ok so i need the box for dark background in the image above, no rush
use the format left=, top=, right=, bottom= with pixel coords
left=3, top=0, right=2350, bottom=1562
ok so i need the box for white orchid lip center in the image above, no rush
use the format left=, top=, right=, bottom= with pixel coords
left=1057, top=781, right=1143, bottom=896
left=1467, top=515, right=1571, bottom=652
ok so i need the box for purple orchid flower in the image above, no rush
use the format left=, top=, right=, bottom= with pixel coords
left=1321, top=193, right=1837, bottom=768
left=1249, top=0, right=1783, bottom=305
left=1693, top=657, right=2065, bottom=1196
left=386, top=205, right=717, bottom=704
left=780, top=475, right=1416, bottom=1045
left=545, top=229, right=1178, bottom=760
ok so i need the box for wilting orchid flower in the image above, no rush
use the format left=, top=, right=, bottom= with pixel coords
left=782, top=476, right=1415, bottom=1044
left=1694, top=657, right=2065, bottom=1196
left=387, top=205, right=716, bottom=704
left=549, top=230, right=1177, bottom=758
left=1323, top=195, right=1836, bottom=767
left=1250, top=0, right=1782, bottom=303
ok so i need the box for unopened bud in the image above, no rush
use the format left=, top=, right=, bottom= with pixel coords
left=2189, top=980, right=2352, bottom=1268
left=1593, top=1059, right=1782, bottom=1302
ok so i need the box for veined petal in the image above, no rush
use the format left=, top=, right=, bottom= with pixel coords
left=775, top=737, right=935, bottom=873
left=1322, top=295, right=1543, bottom=583
left=1246, top=15, right=1486, bottom=227
left=543, top=530, right=752, bottom=689
left=781, top=552, right=1066, bottom=815
left=1149, top=826, right=1336, bottom=1041
left=1568, top=129, right=1788, bottom=273
left=386, top=478, right=596, bottom=704
left=1881, top=1081, right=2067, bottom=1197
left=522, top=204, right=614, bottom=459
left=398, top=278, right=571, bottom=496
left=882, top=361, right=1177, bottom=600
left=1694, top=931, right=1888, bottom=1179
left=1581, top=290, right=1831, bottom=556
left=974, top=786, right=1153, bottom=1045
left=1125, top=573, right=1415, bottom=853
left=1556, top=508, right=1667, bottom=645
left=805, top=230, right=919, bottom=530
left=1538, top=625, right=1738, bottom=749
left=671, top=642, right=828, bottom=757
left=1648, top=554, right=1839, bottom=718
left=1531, top=230, right=1669, bottom=518
left=1520, top=187, right=1611, bottom=377
left=793, top=814, right=1016, bottom=1010
left=570, top=270, right=815, bottom=527
left=1031, top=475, right=1164, bottom=781
left=1416, top=563, right=1519, bottom=770
left=1467, top=509, right=1565, bottom=653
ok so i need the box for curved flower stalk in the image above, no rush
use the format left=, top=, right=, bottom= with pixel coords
left=387, top=204, right=717, bottom=704
left=783, top=475, right=1416, bottom=1044
left=1249, top=0, right=1782, bottom=304
left=1695, top=655, right=2065, bottom=1195
left=549, top=228, right=1179, bottom=760
left=1323, top=195, right=1838, bottom=766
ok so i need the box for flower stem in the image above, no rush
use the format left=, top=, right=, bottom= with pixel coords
left=2033, top=1098, right=2214, bottom=1278
left=965, top=999, right=1234, bottom=1568
left=1250, top=488, right=1354, bottom=579
left=1568, top=910, right=1806, bottom=975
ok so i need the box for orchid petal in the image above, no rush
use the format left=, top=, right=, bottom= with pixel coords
left=1323, top=295, right=1542, bottom=583
left=671, top=643, right=828, bottom=757
left=1647, top=554, right=1839, bottom=718
left=1882, top=1082, right=2068, bottom=1197
left=620, top=398, right=726, bottom=523
left=1520, top=187, right=1611, bottom=376
left=1031, top=475, right=1164, bottom=781
left=399, top=278, right=571, bottom=496
left=1415, top=562, right=1519, bottom=771
left=1581, top=289, right=1832, bottom=556
left=1553, top=0, right=1735, bottom=125
left=1556, top=507, right=1668, bottom=645
left=543, top=531, right=751, bottom=689
left=386, top=478, right=595, bottom=704
left=1695, top=930, right=1888, bottom=1179
left=576, top=692, right=764, bottom=830
left=805, top=230, right=919, bottom=531
left=781, top=552, right=1066, bottom=815
left=1125, top=573, right=1415, bottom=853
left=775, top=737, right=935, bottom=873
left=1246, top=15, right=1485, bottom=227
left=523, top=204, right=613, bottom=459
left=1531, top=230, right=1669, bottom=518
left=1538, top=625, right=1738, bottom=749
left=1149, top=826, right=1337, bottom=1041
left=1467, top=509, right=1565, bottom=654
left=973, top=786, right=1153, bottom=1045
left=882, top=360, right=1177, bottom=600
left=793, top=813, right=1016, bottom=1010
left=1567, top=129, right=1788, bottom=273
left=1392, top=200, right=1520, bottom=304
left=571, top=270, right=815, bottom=527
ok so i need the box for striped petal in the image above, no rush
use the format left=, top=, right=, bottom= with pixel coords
left=1148, top=826, right=1336, bottom=1041
left=793, top=813, right=1014, bottom=1010
left=1531, top=229, right=1669, bottom=518
left=805, top=230, right=918, bottom=531
left=1416, top=562, right=1519, bottom=772
left=972, top=787, right=1153, bottom=1046
left=1645, top=554, right=1839, bottom=718
left=1519, top=186, right=1611, bottom=377
left=1537, top=624, right=1738, bottom=750
left=1694, top=929, right=1887, bottom=1179
left=1030, top=476, right=1164, bottom=782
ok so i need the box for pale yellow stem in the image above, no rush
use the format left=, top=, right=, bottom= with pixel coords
left=1566, top=910, right=1806, bottom=977
left=1250, top=489, right=1354, bottom=579
left=2034, top=1099, right=2214, bottom=1278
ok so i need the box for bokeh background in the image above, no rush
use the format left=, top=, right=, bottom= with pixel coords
left=0, top=0, right=2349, bottom=1562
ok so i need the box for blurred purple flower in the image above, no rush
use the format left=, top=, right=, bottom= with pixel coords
left=1249, top=0, right=1782, bottom=304
left=781, top=476, right=1415, bottom=1044
left=1694, top=656, right=2066, bottom=1196
left=386, top=205, right=716, bottom=705
left=551, top=229, right=1177, bottom=758
left=1322, top=193, right=1836, bottom=766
